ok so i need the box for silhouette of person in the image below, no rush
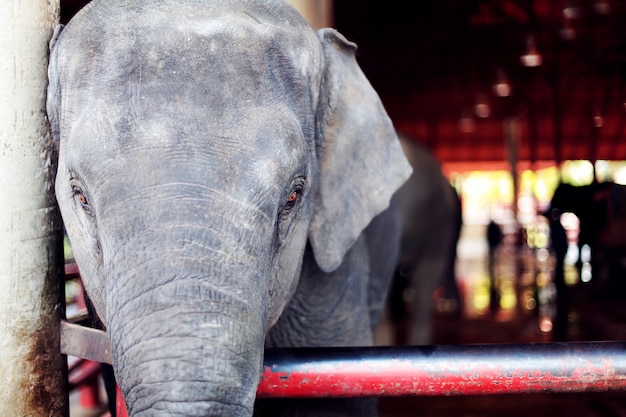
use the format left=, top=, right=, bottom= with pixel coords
left=486, top=219, right=503, bottom=311
left=546, top=208, right=569, bottom=341
left=548, top=209, right=568, bottom=299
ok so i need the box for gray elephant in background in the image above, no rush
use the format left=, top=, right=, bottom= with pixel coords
left=389, top=136, right=462, bottom=346
left=47, top=0, right=412, bottom=416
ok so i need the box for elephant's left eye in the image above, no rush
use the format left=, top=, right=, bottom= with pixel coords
left=287, top=191, right=299, bottom=203
left=281, top=189, right=301, bottom=217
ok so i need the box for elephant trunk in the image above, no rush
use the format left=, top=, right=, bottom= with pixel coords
left=103, top=230, right=268, bottom=416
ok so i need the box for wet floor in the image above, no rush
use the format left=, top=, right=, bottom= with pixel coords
left=377, top=223, right=626, bottom=417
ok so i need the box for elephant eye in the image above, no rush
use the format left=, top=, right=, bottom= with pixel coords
left=279, top=177, right=306, bottom=220
left=281, top=190, right=300, bottom=217
left=77, top=193, right=88, bottom=205
left=287, top=191, right=299, bottom=203
left=72, top=186, right=94, bottom=216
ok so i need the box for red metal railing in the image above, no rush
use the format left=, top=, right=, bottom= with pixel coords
left=258, top=343, right=626, bottom=397
left=62, top=263, right=626, bottom=416
left=108, top=341, right=626, bottom=416
left=67, top=358, right=103, bottom=408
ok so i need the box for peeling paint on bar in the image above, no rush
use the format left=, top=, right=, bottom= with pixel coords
left=258, top=344, right=626, bottom=397
left=61, top=324, right=626, bottom=400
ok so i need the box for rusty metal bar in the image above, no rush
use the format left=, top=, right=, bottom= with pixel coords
left=259, top=343, right=626, bottom=397
left=61, top=323, right=626, bottom=398
left=61, top=321, right=113, bottom=365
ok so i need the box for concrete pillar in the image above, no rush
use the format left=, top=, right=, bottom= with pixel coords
left=0, top=1, right=66, bottom=416
left=285, top=0, right=334, bottom=29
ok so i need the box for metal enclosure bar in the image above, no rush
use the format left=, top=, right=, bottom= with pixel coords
left=258, top=343, right=626, bottom=397
left=61, top=324, right=626, bottom=398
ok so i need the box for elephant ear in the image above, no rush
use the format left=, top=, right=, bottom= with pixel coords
left=47, top=24, right=65, bottom=144
left=309, top=28, right=412, bottom=273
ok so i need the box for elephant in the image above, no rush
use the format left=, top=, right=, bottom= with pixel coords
left=548, top=181, right=626, bottom=294
left=386, top=136, right=462, bottom=346
left=46, top=0, right=412, bottom=416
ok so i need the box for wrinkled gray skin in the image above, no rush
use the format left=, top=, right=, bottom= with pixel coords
left=394, top=136, right=462, bottom=345
left=47, top=0, right=412, bottom=416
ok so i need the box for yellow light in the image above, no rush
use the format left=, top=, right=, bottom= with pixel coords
left=500, top=291, right=517, bottom=310
left=471, top=278, right=491, bottom=313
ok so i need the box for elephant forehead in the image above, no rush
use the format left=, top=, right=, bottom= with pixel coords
left=62, top=27, right=318, bottom=105
left=65, top=101, right=310, bottom=180
left=57, top=2, right=322, bottom=155
left=59, top=0, right=323, bottom=96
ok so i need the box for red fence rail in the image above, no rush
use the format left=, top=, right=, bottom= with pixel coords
left=61, top=321, right=626, bottom=415
left=111, top=341, right=626, bottom=416
left=62, top=259, right=626, bottom=415
left=259, top=343, right=626, bottom=397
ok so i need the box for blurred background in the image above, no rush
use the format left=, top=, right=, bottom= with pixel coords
left=326, top=0, right=626, bottom=345
left=60, top=0, right=626, bottom=416
left=331, top=1, right=626, bottom=415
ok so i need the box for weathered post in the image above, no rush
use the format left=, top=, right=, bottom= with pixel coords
left=285, top=0, right=333, bottom=29
left=0, top=1, right=66, bottom=415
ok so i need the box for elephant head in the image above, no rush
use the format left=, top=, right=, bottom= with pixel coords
left=47, top=0, right=411, bottom=415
